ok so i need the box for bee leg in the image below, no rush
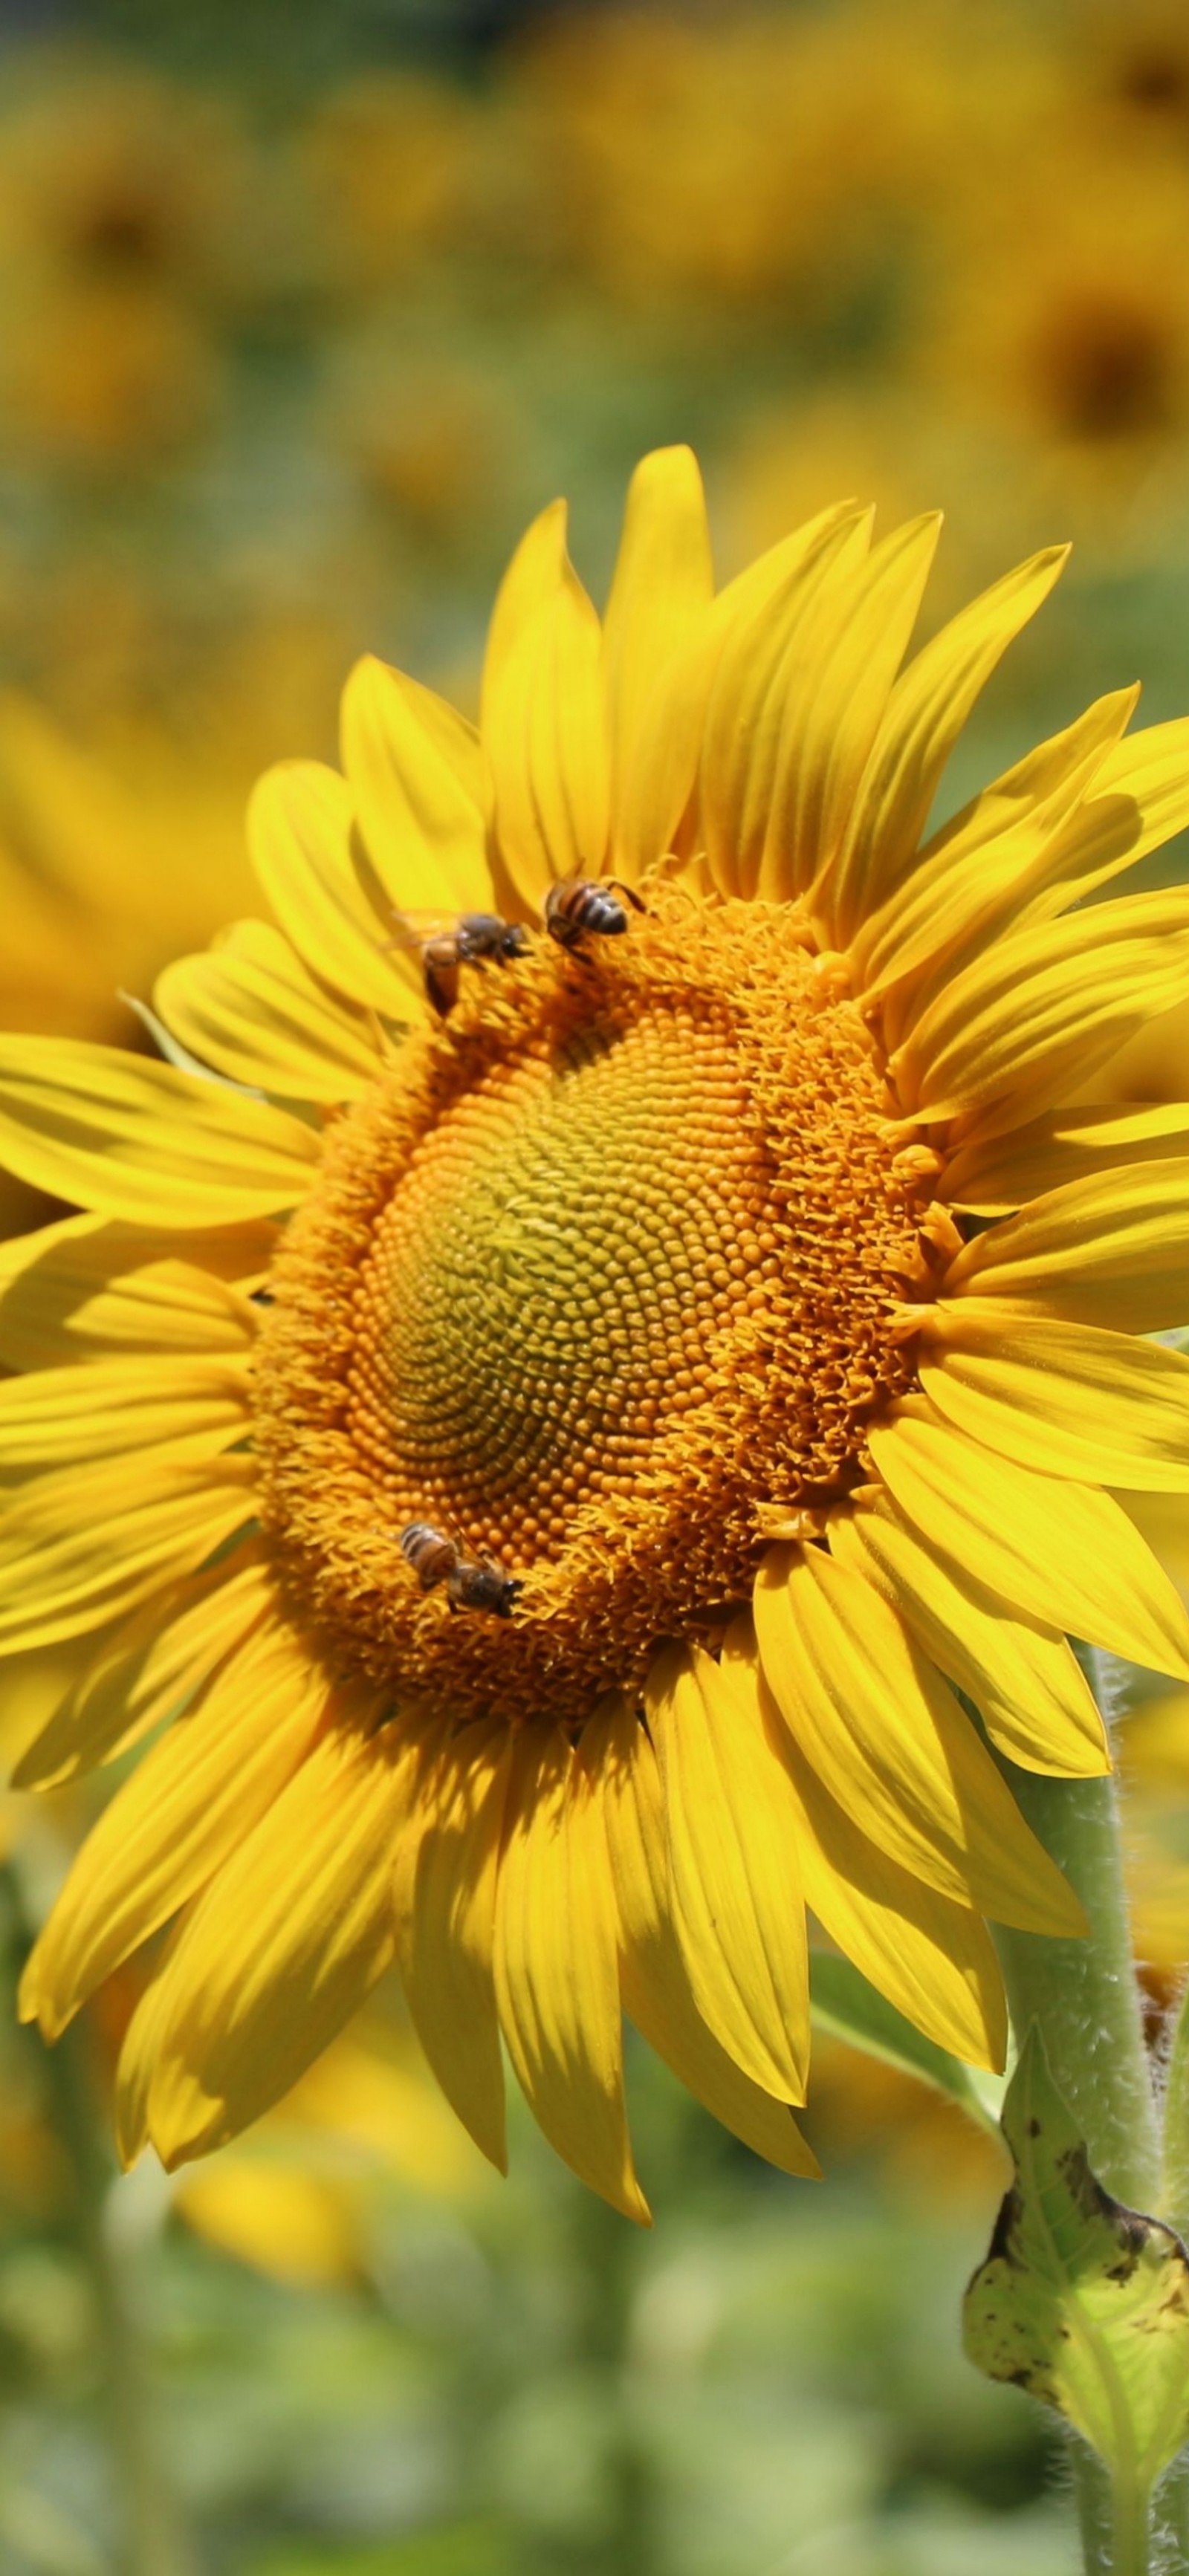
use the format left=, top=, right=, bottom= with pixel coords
left=608, top=877, right=647, bottom=913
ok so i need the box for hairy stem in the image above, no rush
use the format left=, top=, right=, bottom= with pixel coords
left=993, top=1768, right=1159, bottom=2211
left=994, top=1755, right=1162, bottom=2575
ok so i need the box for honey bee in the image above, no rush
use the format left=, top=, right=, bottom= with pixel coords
left=398, top=1521, right=459, bottom=1589
left=397, top=1522, right=521, bottom=1618
left=445, top=1558, right=521, bottom=1618
left=393, top=911, right=531, bottom=1019
left=542, top=877, right=646, bottom=956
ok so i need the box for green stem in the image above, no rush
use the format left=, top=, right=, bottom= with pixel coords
left=1074, top=2453, right=1113, bottom=2576
left=1114, top=2468, right=1158, bottom=2576
left=993, top=1756, right=1162, bottom=2575
left=993, top=1768, right=1160, bottom=2211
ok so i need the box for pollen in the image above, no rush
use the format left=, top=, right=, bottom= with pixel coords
left=253, top=893, right=945, bottom=1725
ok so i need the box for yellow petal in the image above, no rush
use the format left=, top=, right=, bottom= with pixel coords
left=602, top=445, right=715, bottom=866
left=920, top=1305, right=1189, bottom=1491
left=941, top=1102, right=1189, bottom=1216
left=485, top=532, right=611, bottom=908
left=867, top=1401, right=1189, bottom=1681
left=942, top=1157, right=1189, bottom=1333
left=621, top=506, right=856, bottom=881
left=0, top=1453, right=256, bottom=1653
left=825, top=545, right=1069, bottom=941
left=136, top=1704, right=412, bottom=2167
left=791, top=514, right=944, bottom=901
left=830, top=1493, right=1107, bottom=1777
left=0, top=1220, right=264, bottom=1371
left=394, top=1716, right=511, bottom=2174
left=851, top=688, right=1137, bottom=1008
left=340, top=656, right=491, bottom=916
left=893, top=889, right=1189, bottom=1129
left=248, top=758, right=427, bottom=1019
left=115, top=1912, right=193, bottom=2168
left=721, top=1622, right=1006, bottom=2070
left=591, top=1696, right=819, bottom=2178
left=645, top=1644, right=810, bottom=2101
left=155, top=919, right=385, bottom=1104
left=915, top=686, right=1139, bottom=878
left=0, top=1354, right=250, bottom=1477
left=480, top=497, right=568, bottom=734
left=764, top=511, right=943, bottom=904
left=494, top=1727, right=649, bottom=2223
left=13, top=1544, right=273, bottom=1790
left=753, top=1545, right=1084, bottom=1934
left=0, top=1638, right=89, bottom=1775
left=1022, top=714, right=1189, bottom=918
left=0, top=1036, right=319, bottom=1224
left=698, top=506, right=872, bottom=901
left=19, top=1612, right=328, bottom=2039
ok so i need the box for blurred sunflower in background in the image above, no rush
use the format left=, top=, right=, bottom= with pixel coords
left=0, top=58, right=257, bottom=473
left=4, top=450, right=1189, bottom=2231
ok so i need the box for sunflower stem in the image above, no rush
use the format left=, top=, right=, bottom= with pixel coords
left=992, top=1765, right=1160, bottom=2211
left=993, top=1747, right=1162, bottom=2575
left=1110, top=2464, right=1156, bottom=2576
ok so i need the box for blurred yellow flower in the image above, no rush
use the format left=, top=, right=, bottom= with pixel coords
left=0, top=56, right=256, bottom=470
left=1072, top=0, right=1189, bottom=152
left=910, top=143, right=1189, bottom=551
left=1112, top=1667, right=1189, bottom=1973
left=173, top=2008, right=490, bottom=2287
left=512, top=0, right=1061, bottom=322
left=301, top=72, right=481, bottom=296
left=716, top=389, right=1018, bottom=607
left=0, top=58, right=250, bottom=293
left=0, top=274, right=220, bottom=470
left=0, top=695, right=254, bottom=1040
left=325, top=339, right=517, bottom=542
left=0, top=695, right=256, bottom=1236
left=512, top=10, right=879, bottom=314
left=806, top=2037, right=1003, bottom=2208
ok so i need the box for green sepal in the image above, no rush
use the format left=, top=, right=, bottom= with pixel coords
left=963, top=2023, right=1189, bottom=2486
left=809, top=1951, right=1005, bottom=2136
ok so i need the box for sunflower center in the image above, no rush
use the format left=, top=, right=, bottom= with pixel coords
left=254, top=893, right=939, bottom=1725
left=357, top=993, right=771, bottom=1556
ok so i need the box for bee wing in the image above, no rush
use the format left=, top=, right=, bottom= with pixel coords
left=387, top=908, right=460, bottom=955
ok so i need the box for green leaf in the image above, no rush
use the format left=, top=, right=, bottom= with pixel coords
left=809, top=1951, right=1005, bottom=2135
left=963, top=2024, right=1189, bottom=2485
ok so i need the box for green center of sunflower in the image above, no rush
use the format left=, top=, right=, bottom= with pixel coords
left=254, top=893, right=938, bottom=1725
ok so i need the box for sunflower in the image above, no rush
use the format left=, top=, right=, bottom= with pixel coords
left=912, top=141, right=1189, bottom=555
left=7, top=448, right=1189, bottom=2224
